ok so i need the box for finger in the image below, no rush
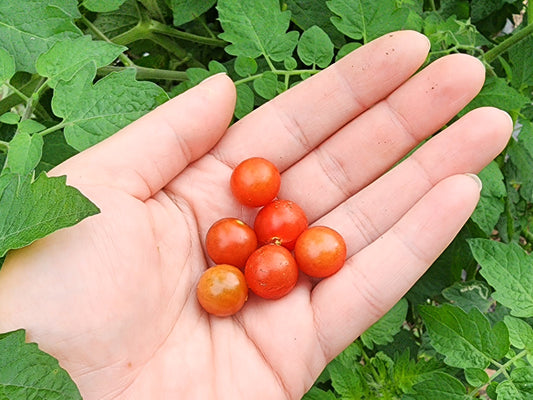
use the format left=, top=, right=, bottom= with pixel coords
left=318, top=107, right=512, bottom=255
left=212, top=30, right=431, bottom=169
left=50, top=74, right=236, bottom=200
left=279, top=54, right=486, bottom=221
left=311, top=174, right=482, bottom=361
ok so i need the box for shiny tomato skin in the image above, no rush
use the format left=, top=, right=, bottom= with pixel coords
left=245, top=244, right=299, bottom=299
left=196, top=264, right=248, bottom=317
left=294, top=226, right=347, bottom=278
left=254, top=199, right=308, bottom=250
left=206, top=218, right=258, bottom=269
left=230, top=157, right=281, bottom=207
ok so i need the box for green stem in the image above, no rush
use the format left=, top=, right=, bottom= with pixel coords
left=428, top=0, right=436, bottom=12
left=522, top=226, right=533, bottom=243
left=5, top=82, right=30, bottom=102
left=0, top=140, right=9, bottom=153
left=37, top=121, right=68, bottom=137
left=234, top=68, right=319, bottom=85
left=529, top=0, right=533, bottom=26
left=98, top=65, right=188, bottom=81
left=484, top=21, right=533, bottom=64
left=148, top=20, right=226, bottom=47
left=21, top=77, right=47, bottom=121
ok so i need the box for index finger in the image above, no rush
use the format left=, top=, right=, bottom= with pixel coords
left=212, top=30, right=431, bottom=169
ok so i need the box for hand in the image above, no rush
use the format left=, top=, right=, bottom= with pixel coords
left=0, top=31, right=512, bottom=400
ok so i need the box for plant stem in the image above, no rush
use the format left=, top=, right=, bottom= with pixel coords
left=5, top=83, right=30, bottom=102
left=97, top=65, right=188, bottom=81
left=428, top=0, right=437, bottom=12
left=21, top=77, right=47, bottom=121
left=484, top=21, right=533, bottom=64
left=148, top=20, right=226, bottom=47
left=37, top=121, right=68, bottom=137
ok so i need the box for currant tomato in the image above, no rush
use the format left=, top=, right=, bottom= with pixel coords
left=254, top=199, right=308, bottom=250
left=197, top=264, right=248, bottom=317
left=205, top=218, right=257, bottom=269
left=245, top=244, right=299, bottom=299
left=294, top=226, right=347, bottom=278
left=230, top=157, right=281, bottom=207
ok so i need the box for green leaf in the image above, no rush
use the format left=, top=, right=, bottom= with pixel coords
left=82, top=0, right=127, bottom=12
left=464, top=368, right=489, bottom=387
left=0, top=112, right=20, bottom=125
left=234, top=56, right=258, bottom=77
left=328, top=359, right=365, bottom=399
left=52, top=63, right=169, bottom=151
left=507, top=119, right=533, bottom=203
left=460, top=76, right=530, bottom=116
left=169, top=0, right=216, bottom=26
left=297, top=26, right=334, bottom=68
left=496, top=367, right=533, bottom=400
left=93, top=0, right=140, bottom=39
left=253, top=71, right=278, bottom=100
left=17, top=120, right=47, bottom=135
left=0, top=0, right=82, bottom=73
left=36, top=131, right=78, bottom=174
left=503, top=316, right=533, bottom=350
left=405, top=372, right=467, bottom=400
left=217, top=0, right=299, bottom=62
left=509, top=32, right=533, bottom=90
left=420, top=304, right=509, bottom=369
left=235, top=84, right=255, bottom=119
left=441, top=281, right=493, bottom=313
left=302, top=387, right=338, bottom=400
left=0, top=172, right=99, bottom=257
left=469, top=239, right=533, bottom=318
left=36, top=36, right=126, bottom=88
left=360, top=298, right=407, bottom=349
left=2, top=133, right=43, bottom=177
left=471, top=161, right=506, bottom=235
left=0, top=47, right=15, bottom=83
left=0, top=330, right=82, bottom=399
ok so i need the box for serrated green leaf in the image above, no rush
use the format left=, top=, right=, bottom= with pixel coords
left=93, top=0, right=140, bottom=39
left=0, top=330, right=82, bottom=399
left=509, top=32, right=533, bottom=90
left=420, top=304, right=509, bottom=369
left=234, top=56, right=258, bottom=77
left=217, top=0, right=299, bottom=62
left=169, top=0, right=216, bottom=26
left=235, top=84, right=255, bottom=119
left=0, top=47, right=15, bottom=83
left=441, top=281, right=493, bottom=313
left=2, top=133, right=43, bottom=176
left=36, top=36, right=126, bottom=88
left=36, top=131, right=78, bottom=174
left=496, top=367, right=533, bottom=400
left=52, top=63, right=168, bottom=151
left=302, top=387, right=338, bottom=400
left=82, top=0, right=127, bottom=12
left=471, top=161, right=506, bottom=235
left=297, top=26, right=334, bottom=68
left=508, top=119, right=533, bottom=203
left=0, top=0, right=82, bottom=73
left=0, top=112, right=20, bottom=125
left=464, top=368, right=489, bottom=387
left=361, top=298, right=407, bottom=349
left=253, top=71, right=278, bottom=100
left=469, top=239, right=533, bottom=318
left=405, top=372, right=467, bottom=400
left=0, top=172, right=99, bottom=257
left=504, top=316, right=533, bottom=350
left=327, top=359, right=365, bottom=399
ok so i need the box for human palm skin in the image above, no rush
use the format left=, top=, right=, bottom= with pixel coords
left=0, top=31, right=512, bottom=399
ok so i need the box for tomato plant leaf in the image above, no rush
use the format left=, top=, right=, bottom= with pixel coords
left=168, top=0, right=216, bottom=26
left=2, top=132, right=43, bottom=177
left=235, top=84, right=255, bottom=119
left=441, top=281, right=493, bottom=313
left=253, top=71, right=278, bottom=100
left=82, top=0, right=127, bottom=12
left=0, top=0, right=82, bottom=73
left=496, top=367, right=533, bottom=400
left=0, top=48, right=15, bottom=83
left=328, top=359, right=366, bottom=399
left=404, top=371, right=467, bottom=400
left=297, top=26, right=334, bottom=68
left=36, top=36, right=126, bottom=88
left=508, top=33, right=533, bottom=90
left=302, top=387, right=338, bottom=400
left=420, top=304, right=509, bottom=369
left=469, top=239, right=533, bottom=318
left=52, top=63, right=169, bottom=151
left=92, top=0, right=140, bottom=39
left=0, top=172, right=99, bottom=257
left=234, top=56, right=258, bottom=77
left=471, top=161, right=506, bottom=235
left=508, top=119, right=533, bottom=203
left=217, top=0, right=299, bottom=62
left=463, top=368, right=489, bottom=387
left=503, top=316, right=533, bottom=350
left=0, top=330, right=82, bottom=399
left=360, top=298, right=407, bottom=350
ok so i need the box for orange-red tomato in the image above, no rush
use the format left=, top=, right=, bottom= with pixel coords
left=196, top=264, right=248, bottom=316
left=294, top=226, right=347, bottom=278
left=205, top=218, right=257, bottom=269
left=245, top=244, right=299, bottom=299
left=230, top=157, right=281, bottom=207
left=254, top=199, right=308, bottom=250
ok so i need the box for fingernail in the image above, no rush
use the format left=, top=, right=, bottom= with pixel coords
left=465, top=173, right=483, bottom=192
left=199, top=72, right=227, bottom=85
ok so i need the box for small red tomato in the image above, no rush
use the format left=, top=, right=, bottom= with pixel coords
left=294, top=226, right=347, bottom=278
left=230, top=157, right=281, bottom=207
left=245, top=244, right=299, bottom=299
left=205, top=218, right=257, bottom=269
left=254, top=199, right=308, bottom=250
left=197, top=264, right=248, bottom=317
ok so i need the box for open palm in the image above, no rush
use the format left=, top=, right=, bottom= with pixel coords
left=0, top=31, right=512, bottom=400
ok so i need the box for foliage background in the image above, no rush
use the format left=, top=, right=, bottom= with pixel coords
left=0, top=0, right=532, bottom=398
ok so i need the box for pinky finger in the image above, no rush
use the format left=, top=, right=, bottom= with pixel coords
left=310, top=174, right=482, bottom=361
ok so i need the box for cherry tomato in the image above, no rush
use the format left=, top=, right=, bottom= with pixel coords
left=294, top=226, right=347, bottom=278
left=196, top=264, right=248, bottom=317
left=245, top=244, right=299, bottom=299
left=254, top=199, right=308, bottom=250
left=230, top=157, right=281, bottom=207
left=205, top=218, right=258, bottom=269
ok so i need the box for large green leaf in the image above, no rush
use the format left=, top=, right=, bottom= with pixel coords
left=0, top=0, right=82, bottom=73
left=217, top=0, right=299, bottom=62
left=470, top=239, right=533, bottom=318
left=169, top=0, right=216, bottom=26
left=404, top=372, right=467, bottom=400
left=92, top=0, right=140, bottom=39
left=0, top=47, right=15, bottom=83
left=2, top=133, right=43, bottom=177
left=52, top=63, right=169, bottom=151
left=360, top=298, right=407, bottom=349
left=82, top=0, right=128, bottom=12
left=471, top=161, right=506, bottom=235
left=0, top=330, right=82, bottom=399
